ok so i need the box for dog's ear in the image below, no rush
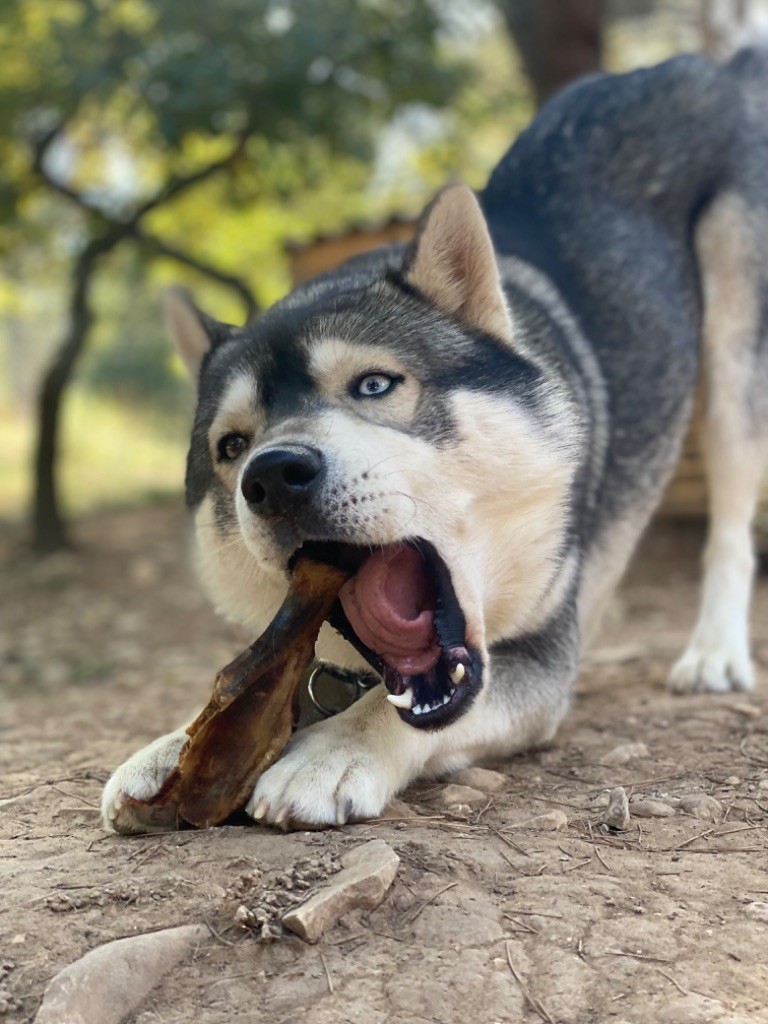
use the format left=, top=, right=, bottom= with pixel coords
left=405, top=183, right=513, bottom=344
left=163, top=287, right=238, bottom=383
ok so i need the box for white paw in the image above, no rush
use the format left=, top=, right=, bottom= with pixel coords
left=246, top=691, right=410, bottom=829
left=101, top=729, right=188, bottom=834
left=668, top=640, right=755, bottom=694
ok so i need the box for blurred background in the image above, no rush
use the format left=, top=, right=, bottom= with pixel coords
left=1, top=0, right=767, bottom=556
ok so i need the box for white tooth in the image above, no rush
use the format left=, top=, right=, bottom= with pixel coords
left=442, top=694, right=450, bottom=705
left=449, top=684, right=456, bottom=696
left=387, top=688, right=414, bottom=710
left=412, top=704, right=424, bottom=715
left=450, top=664, right=465, bottom=685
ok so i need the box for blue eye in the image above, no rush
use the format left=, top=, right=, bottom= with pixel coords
left=354, top=373, right=397, bottom=398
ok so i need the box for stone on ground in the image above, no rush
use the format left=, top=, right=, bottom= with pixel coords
left=524, top=810, right=568, bottom=831
left=451, top=767, right=508, bottom=793
left=630, top=799, right=674, bottom=818
left=602, top=742, right=650, bottom=766
left=34, top=924, right=206, bottom=1024
left=602, top=787, right=631, bottom=830
left=433, top=784, right=488, bottom=809
left=283, top=840, right=399, bottom=943
left=678, top=794, right=722, bottom=822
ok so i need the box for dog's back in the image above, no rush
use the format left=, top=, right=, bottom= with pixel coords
left=483, top=52, right=768, bottom=555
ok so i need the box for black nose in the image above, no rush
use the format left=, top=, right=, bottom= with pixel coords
left=241, top=445, right=324, bottom=513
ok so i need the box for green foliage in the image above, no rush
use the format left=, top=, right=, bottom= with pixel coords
left=0, top=0, right=534, bottom=527
left=0, top=0, right=468, bottom=220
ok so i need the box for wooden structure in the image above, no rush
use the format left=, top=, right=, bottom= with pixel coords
left=286, top=216, right=417, bottom=286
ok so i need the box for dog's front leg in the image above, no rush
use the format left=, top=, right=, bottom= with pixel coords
left=102, top=727, right=190, bottom=834
left=248, top=612, right=578, bottom=829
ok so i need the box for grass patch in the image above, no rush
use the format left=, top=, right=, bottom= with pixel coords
left=0, top=389, right=190, bottom=523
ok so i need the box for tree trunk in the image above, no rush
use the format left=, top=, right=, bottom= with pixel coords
left=32, top=244, right=101, bottom=552
left=498, top=0, right=604, bottom=107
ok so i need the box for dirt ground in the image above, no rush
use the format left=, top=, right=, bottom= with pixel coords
left=2, top=503, right=768, bottom=1024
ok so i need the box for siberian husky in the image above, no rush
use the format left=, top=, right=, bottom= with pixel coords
left=103, top=50, right=768, bottom=833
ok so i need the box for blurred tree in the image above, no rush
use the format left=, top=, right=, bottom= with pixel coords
left=496, top=0, right=605, bottom=106
left=0, top=0, right=467, bottom=552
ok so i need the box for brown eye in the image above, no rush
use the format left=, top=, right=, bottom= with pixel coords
left=218, top=433, right=249, bottom=462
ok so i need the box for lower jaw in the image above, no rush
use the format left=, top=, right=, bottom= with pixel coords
left=295, top=540, right=482, bottom=728
left=326, top=600, right=482, bottom=728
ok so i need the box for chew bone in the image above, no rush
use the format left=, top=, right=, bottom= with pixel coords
left=125, top=558, right=350, bottom=829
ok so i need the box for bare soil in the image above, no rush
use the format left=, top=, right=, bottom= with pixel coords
left=2, top=503, right=768, bottom=1024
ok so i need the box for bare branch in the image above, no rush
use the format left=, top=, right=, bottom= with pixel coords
left=130, top=131, right=250, bottom=224
left=137, top=231, right=259, bottom=323
left=32, top=123, right=251, bottom=231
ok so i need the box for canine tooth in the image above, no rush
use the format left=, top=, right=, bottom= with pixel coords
left=450, top=664, right=465, bottom=685
left=387, top=688, right=414, bottom=711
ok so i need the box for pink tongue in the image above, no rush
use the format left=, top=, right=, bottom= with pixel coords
left=339, top=545, right=440, bottom=675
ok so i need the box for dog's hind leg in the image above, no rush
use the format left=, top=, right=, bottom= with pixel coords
left=669, top=194, right=768, bottom=693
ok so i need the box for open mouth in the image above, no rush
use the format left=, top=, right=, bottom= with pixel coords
left=291, top=540, right=482, bottom=728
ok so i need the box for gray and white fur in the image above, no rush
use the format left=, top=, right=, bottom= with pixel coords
left=103, top=50, right=768, bottom=833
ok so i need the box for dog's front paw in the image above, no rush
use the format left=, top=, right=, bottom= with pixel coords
left=668, top=638, right=754, bottom=694
left=246, top=693, right=409, bottom=829
left=101, top=729, right=188, bottom=835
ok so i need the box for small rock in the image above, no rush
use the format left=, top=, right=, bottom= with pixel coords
left=758, top=779, right=768, bottom=791
left=725, top=776, right=741, bottom=786
left=657, top=993, right=727, bottom=1024
left=630, top=799, right=674, bottom=818
left=602, top=787, right=630, bottom=830
left=379, top=799, right=416, bottom=819
left=744, top=901, right=768, bottom=923
left=34, top=924, right=206, bottom=1024
left=588, top=792, right=610, bottom=809
left=601, top=742, right=650, bottom=766
left=433, top=784, right=488, bottom=809
left=729, top=702, right=762, bottom=718
left=525, top=810, right=567, bottom=831
left=283, top=840, right=399, bottom=943
left=451, top=767, right=507, bottom=793
left=10, top=935, right=25, bottom=945
left=678, top=794, right=722, bottom=822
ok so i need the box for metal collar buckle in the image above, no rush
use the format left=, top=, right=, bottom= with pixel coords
left=307, top=662, right=380, bottom=718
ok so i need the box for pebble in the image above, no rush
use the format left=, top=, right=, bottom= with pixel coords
left=744, top=901, right=768, bottom=923
left=758, top=779, right=768, bottom=791
left=729, top=702, right=762, bottom=718
left=379, top=799, right=417, bottom=819
left=34, top=924, right=206, bottom=1024
left=678, top=794, right=722, bottom=822
left=451, top=767, right=507, bottom=793
left=434, top=784, right=488, bottom=809
left=601, top=742, right=650, bottom=766
left=524, top=810, right=568, bottom=831
left=602, top=787, right=630, bottom=830
left=630, top=799, right=674, bottom=818
left=724, top=776, right=741, bottom=786
left=283, top=840, right=399, bottom=943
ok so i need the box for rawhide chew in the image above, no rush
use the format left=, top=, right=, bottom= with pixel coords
left=125, top=557, right=350, bottom=829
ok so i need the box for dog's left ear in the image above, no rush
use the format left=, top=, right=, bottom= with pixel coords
left=405, top=183, right=513, bottom=344
left=163, top=287, right=239, bottom=384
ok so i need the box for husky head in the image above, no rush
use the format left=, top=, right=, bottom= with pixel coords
left=166, top=185, right=577, bottom=729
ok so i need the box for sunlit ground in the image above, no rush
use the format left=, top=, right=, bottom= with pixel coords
left=0, top=390, right=190, bottom=524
